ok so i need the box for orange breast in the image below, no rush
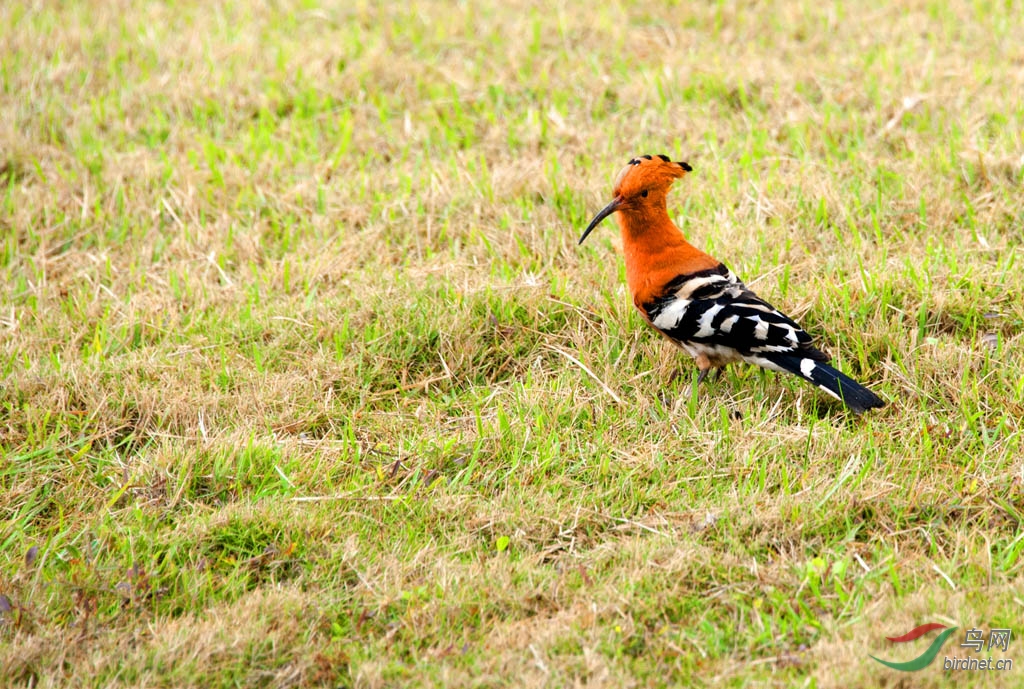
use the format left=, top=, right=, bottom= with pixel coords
left=618, top=213, right=719, bottom=311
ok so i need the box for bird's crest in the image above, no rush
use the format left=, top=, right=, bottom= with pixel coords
left=613, top=154, right=692, bottom=197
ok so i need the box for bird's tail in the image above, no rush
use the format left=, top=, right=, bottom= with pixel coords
left=764, top=353, right=885, bottom=414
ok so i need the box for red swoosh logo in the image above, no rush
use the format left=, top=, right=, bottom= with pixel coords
left=886, top=623, right=948, bottom=643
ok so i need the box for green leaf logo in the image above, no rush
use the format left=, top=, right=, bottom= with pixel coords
left=870, top=624, right=958, bottom=672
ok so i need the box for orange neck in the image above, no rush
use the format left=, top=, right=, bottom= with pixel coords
left=615, top=205, right=720, bottom=309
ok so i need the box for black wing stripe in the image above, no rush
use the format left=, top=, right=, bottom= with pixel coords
left=686, top=280, right=735, bottom=301
left=667, top=300, right=715, bottom=339
left=659, top=264, right=731, bottom=295
left=723, top=313, right=759, bottom=345
left=645, top=263, right=826, bottom=359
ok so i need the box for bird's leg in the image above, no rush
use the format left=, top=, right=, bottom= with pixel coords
left=691, top=354, right=713, bottom=398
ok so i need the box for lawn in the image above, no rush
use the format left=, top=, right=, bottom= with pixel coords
left=1, top=1, right=1022, bottom=687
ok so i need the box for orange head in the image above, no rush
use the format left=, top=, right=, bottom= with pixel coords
left=578, top=154, right=692, bottom=244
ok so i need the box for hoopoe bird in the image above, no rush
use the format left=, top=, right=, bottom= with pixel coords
left=578, top=154, right=885, bottom=413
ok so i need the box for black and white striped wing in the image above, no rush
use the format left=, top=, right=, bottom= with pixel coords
left=644, top=264, right=827, bottom=360
left=641, top=263, right=884, bottom=412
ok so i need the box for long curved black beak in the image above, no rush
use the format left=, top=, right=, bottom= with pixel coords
left=578, top=197, right=622, bottom=245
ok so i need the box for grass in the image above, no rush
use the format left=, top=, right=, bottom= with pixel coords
left=1, top=0, right=1023, bottom=686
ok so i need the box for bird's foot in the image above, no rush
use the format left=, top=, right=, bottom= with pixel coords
left=690, top=366, right=712, bottom=400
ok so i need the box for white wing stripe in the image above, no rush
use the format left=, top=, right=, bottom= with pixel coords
left=652, top=298, right=691, bottom=330
left=694, top=304, right=725, bottom=338
left=672, top=275, right=728, bottom=300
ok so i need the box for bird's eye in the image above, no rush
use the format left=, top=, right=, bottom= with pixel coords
left=641, top=189, right=649, bottom=198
